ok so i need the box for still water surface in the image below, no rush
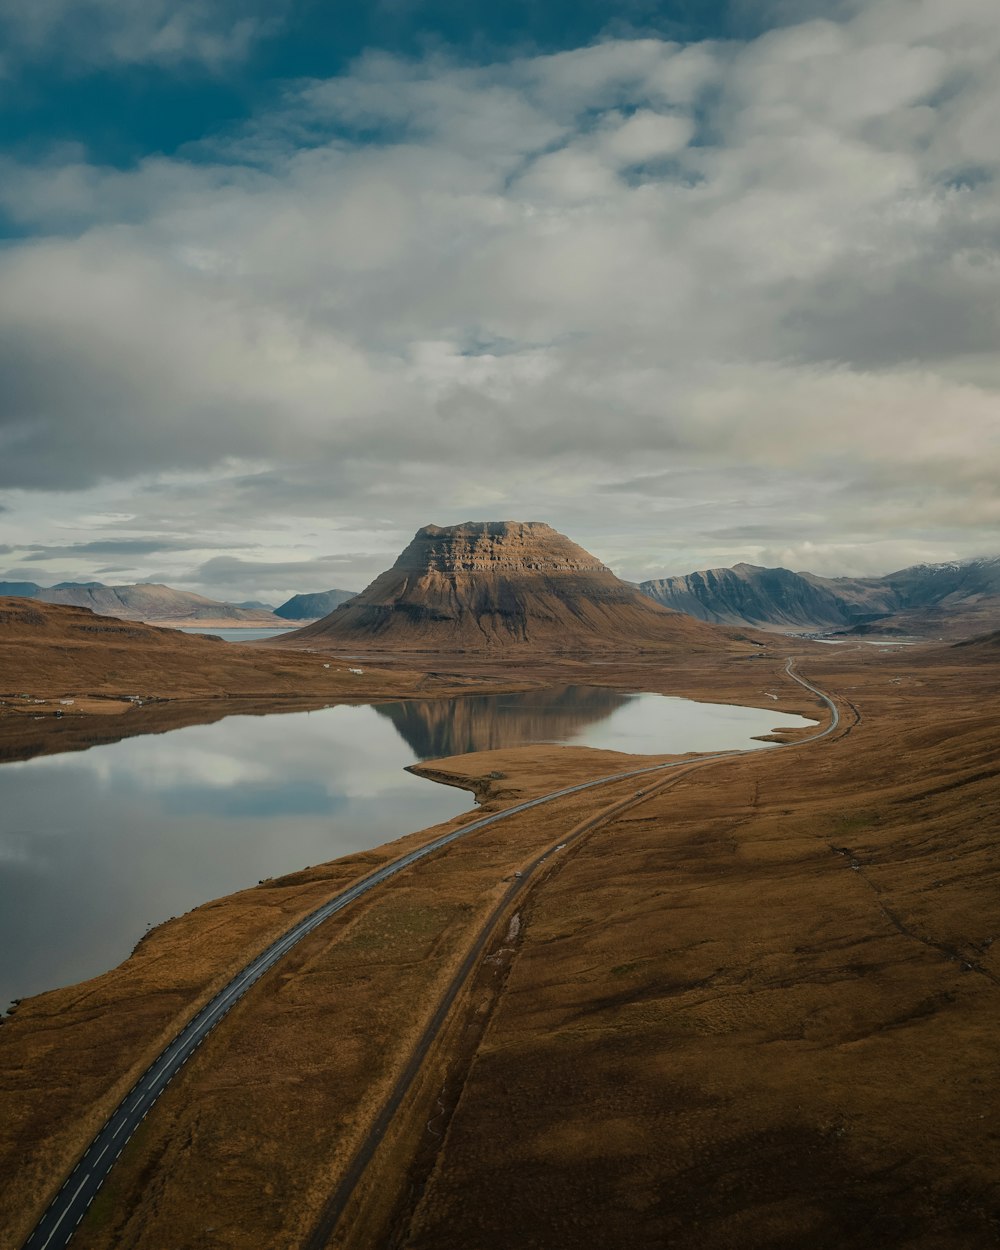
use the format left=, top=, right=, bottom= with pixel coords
left=172, top=626, right=297, bottom=641
left=0, top=686, right=814, bottom=1006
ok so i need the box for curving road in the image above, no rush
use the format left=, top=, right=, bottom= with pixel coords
left=21, top=660, right=841, bottom=1250
left=786, top=658, right=839, bottom=736
left=301, top=659, right=846, bottom=1246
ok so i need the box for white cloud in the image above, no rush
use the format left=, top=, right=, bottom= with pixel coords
left=599, top=108, right=694, bottom=165
left=2, top=0, right=1000, bottom=579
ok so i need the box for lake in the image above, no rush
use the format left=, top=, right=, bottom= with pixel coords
left=172, top=627, right=299, bottom=641
left=0, top=687, right=815, bottom=1007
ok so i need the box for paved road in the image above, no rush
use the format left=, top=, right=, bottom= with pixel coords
left=301, top=660, right=845, bottom=1247
left=21, top=660, right=840, bottom=1250
left=786, top=658, right=839, bottom=736
left=301, top=756, right=716, bottom=1250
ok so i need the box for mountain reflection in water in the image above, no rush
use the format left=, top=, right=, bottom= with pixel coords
left=374, top=685, right=633, bottom=759
left=0, top=687, right=816, bottom=1006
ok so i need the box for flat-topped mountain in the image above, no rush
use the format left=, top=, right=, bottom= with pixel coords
left=640, top=556, right=1000, bottom=637
left=282, top=521, right=732, bottom=652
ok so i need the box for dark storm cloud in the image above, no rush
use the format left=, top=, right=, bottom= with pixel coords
left=17, top=538, right=245, bottom=560
left=702, top=524, right=817, bottom=542
left=0, top=274, right=285, bottom=491
left=0, top=566, right=53, bottom=582
left=781, top=261, right=1000, bottom=372
left=177, top=555, right=371, bottom=594
left=597, top=467, right=779, bottom=497
left=203, top=470, right=407, bottom=521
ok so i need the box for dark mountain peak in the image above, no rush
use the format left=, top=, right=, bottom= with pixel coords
left=641, top=555, right=1000, bottom=636
left=274, top=589, right=357, bottom=620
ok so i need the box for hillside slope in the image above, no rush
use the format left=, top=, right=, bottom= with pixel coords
left=0, top=598, right=462, bottom=721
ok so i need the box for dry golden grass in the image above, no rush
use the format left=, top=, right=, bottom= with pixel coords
left=0, top=599, right=534, bottom=762
left=1, top=638, right=998, bottom=1249
left=400, top=645, right=1000, bottom=1250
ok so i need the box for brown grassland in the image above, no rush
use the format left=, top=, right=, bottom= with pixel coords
left=0, top=599, right=531, bottom=763
left=1, top=623, right=999, bottom=1249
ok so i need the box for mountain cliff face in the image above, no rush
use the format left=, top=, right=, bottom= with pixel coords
left=640, top=557, right=1000, bottom=635
left=284, top=521, right=729, bottom=652
left=866, top=557, right=1000, bottom=607
left=640, top=564, right=867, bottom=629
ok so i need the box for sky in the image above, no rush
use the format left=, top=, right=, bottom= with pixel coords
left=1, top=0, right=998, bottom=605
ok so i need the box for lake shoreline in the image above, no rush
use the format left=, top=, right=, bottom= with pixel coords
left=3, top=641, right=999, bottom=1249
left=1, top=684, right=815, bottom=1006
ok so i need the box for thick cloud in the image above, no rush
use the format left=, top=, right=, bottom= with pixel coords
left=2, top=0, right=999, bottom=578
left=13, top=537, right=249, bottom=560
left=176, top=555, right=366, bottom=601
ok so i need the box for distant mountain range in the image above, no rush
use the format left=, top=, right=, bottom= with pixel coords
left=274, top=590, right=358, bottom=620
left=4, top=552, right=996, bottom=640
left=639, top=557, right=1000, bottom=637
left=0, top=582, right=358, bottom=627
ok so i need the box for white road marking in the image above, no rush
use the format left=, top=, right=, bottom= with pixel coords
left=39, top=1173, right=89, bottom=1250
left=26, top=659, right=842, bottom=1250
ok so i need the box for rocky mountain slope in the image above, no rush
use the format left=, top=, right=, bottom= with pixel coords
left=282, top=521, right=736, bottom=653
left=640, top=556, right=1000, bottom=636
left=274, top=589, right=357, bottom=620
left=640, top=564, right=864, bottom=629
